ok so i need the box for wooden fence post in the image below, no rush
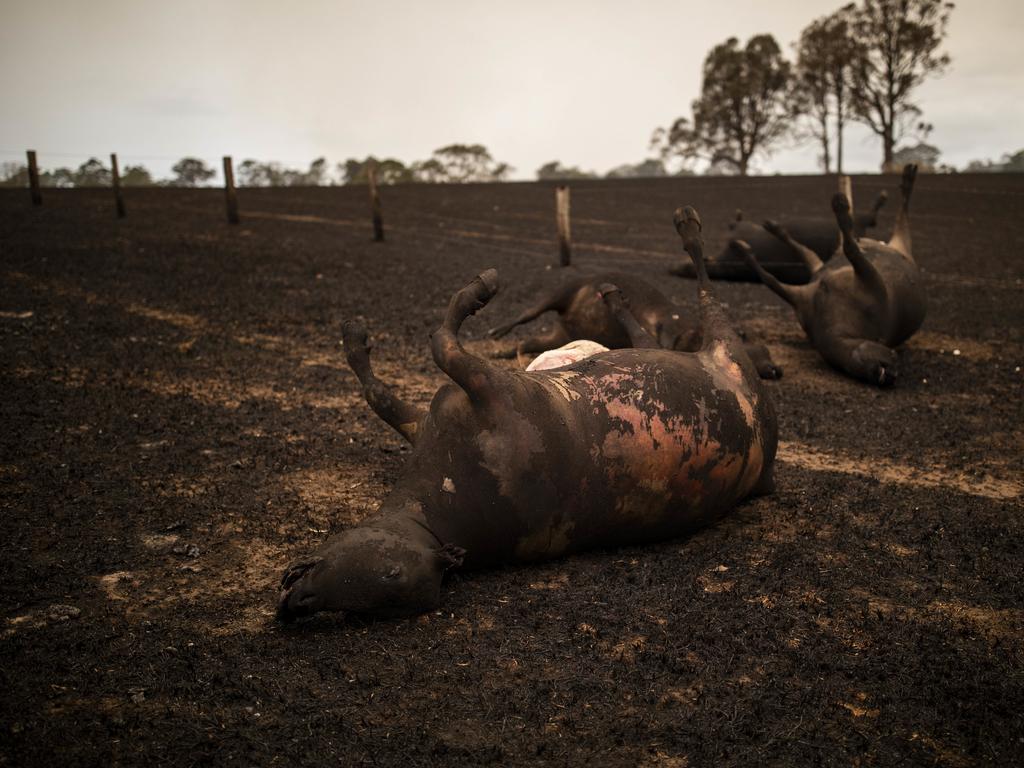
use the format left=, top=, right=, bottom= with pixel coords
left=838, top=175, right=853, bottom=212
left=223, top=156, right=239, bottom=224
left=368, top=160, right=384, bottom=242
left=555, top=185, right=571, bottom=266
left=110, top=153, right=126, bottom=218
left=27, top=150, right=41, bottom=206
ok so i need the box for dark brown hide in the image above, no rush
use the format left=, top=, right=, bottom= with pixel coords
left=488, top=271, right=781, bottom=379
left=277, top=208, right=778, bottom=621
left=737, top=166, right=925, bottom=386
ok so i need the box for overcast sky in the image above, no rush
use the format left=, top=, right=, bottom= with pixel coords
left=1, top=0, right=1021, bottom=180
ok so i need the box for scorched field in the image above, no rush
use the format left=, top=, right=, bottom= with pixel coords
left=1, top=174, right=1022, bottom=766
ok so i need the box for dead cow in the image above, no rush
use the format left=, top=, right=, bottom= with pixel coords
left=276, top=207, right=778, bottom=621
left=671, top=191, right=888, bottom=284
left=736, top=165, right=925, bottom=386
left=487, top=271, right=782, bottom=380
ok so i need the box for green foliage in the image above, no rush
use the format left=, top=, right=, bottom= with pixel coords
left=341, top=157, right=413, bottom=185
left=409, top=158, right=447, bottom=183
left=0, top=162, right=28, bottom=187
left=536, top=161, right=596, bottom=181
left=652, top=35, right=795, bottom=175
left=120, top=165, right=153, bottom=186
left=1004, top=150, right=1024, bottom=172
left=72, top=158, right=111, bottom=187
left=421, top=144, right=513, bottom=183
left=171, top=157, right=216, bottom=187
left=793, top=5, right=858, bottom=173
left=306, top=158, right=328, bottom=186
left=238, top=157, right=331, bottom=187
left=605, top=159, right=668, bottom=179
left=846, top=0, right=954, bottom=170
left=892, top=142, right=942, bottom=171
left=965, top=149, right=1024, bottom=173
left=41, top=168, right=75, bottom=187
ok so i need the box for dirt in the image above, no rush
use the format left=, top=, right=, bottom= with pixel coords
left=1, top=174, right=1022, bottom=766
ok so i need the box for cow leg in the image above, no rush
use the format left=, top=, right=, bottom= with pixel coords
left=430, top=269, right=509, bottom=405
left=489, top=321, right=570, bottom=360
left=516, top=322, right=571, bottom=355
left=730, top=239, right=812, bottom=313
left=887, top=164, right=916, bottom=260
left=598, top=283, right=661, bottom=349
left=343, top=320, right=426, bottom=445
left=821, top=333, right=899, bottom=387
left=854, top=190, right=889, bottom=236
left=674, top=208, right=752, bottom=359
left=763, top=219, right=825, bottom=274
left=488, top=301, right=549, bottom=339
left=832, top=194, right=888, bottom=302
left=741, top=339, right=783, bottom=380
left=487, top=281, right=576, bottom=339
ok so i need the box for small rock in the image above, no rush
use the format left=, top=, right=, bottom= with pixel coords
left=48, top=604, right=81, bottom=622
left=172, top=543, right=200, bottom=558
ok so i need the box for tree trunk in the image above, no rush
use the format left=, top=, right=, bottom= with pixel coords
left=836, top=127, right=844, bottom=175
left=835, top=80, right=845, bottom=175
left=882, top=124, right=895, bottom=172
left=820, top=113, right=831, bottom=174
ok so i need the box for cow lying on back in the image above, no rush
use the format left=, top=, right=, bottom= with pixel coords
left=671, top=191, right=888, bottom=284
left=276, top=207, right=778, bottom=621
left=487, top=271, right=782, bottom=379
left=736, top=165, right=925, bottom=386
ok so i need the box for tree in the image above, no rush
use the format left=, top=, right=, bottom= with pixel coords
left=793, top=5, right=858, bottom=173
left=652, top=35, right=795, bottom=176
left=237, top=159, right=278, bottom=187
left=605, top=159, right=669, bottom=178
left=0, top=162, right=28, bottom=187
left=341, top=157, right=413, bottom=185
left=1001, top=150, right=1024, bottom=173
left=847, top=0, right=953, bottom=171
left=536, top=162, right=596, bottom=180
left=41, top=168, right=75, bottom=187
left=425, top=144, right=513, bottom=183
left=892, top=142, right=941, bottom=171
left=304, top=157, right=328, bottom=186
left=120, top=165, right=153, bottom=186
left=964, top=149, right=1024, bottom=173
left=1, top=160, right=81, bottom=188
left=171, top=157, right=215, bottom=187
left=410, top=158, right=447, bottom=183
left=73, top=157, right=111, bottom=187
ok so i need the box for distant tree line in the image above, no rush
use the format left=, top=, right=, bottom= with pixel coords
left=535, top=159, right=682, bottom=180
left=0, top=144, right=516, bottom=188
left=963, top=150, right=1024, bottom=174
left=651, top=0, right=956, bottom=174
left=0, top=158, right=154, bottom=188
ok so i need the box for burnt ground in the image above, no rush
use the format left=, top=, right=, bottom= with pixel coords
left=1, top=174, right=1022, bottom=767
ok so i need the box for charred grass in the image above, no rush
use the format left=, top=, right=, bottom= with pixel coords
left=1, top=175, right=1022, bottom=766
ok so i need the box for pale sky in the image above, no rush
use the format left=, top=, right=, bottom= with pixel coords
left=1, top=0, right=1021, bottom=180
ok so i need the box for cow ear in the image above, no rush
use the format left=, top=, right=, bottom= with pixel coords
left=280, top=558, right=322, bottom=590
left=436, top=544, right=466, bottom=569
